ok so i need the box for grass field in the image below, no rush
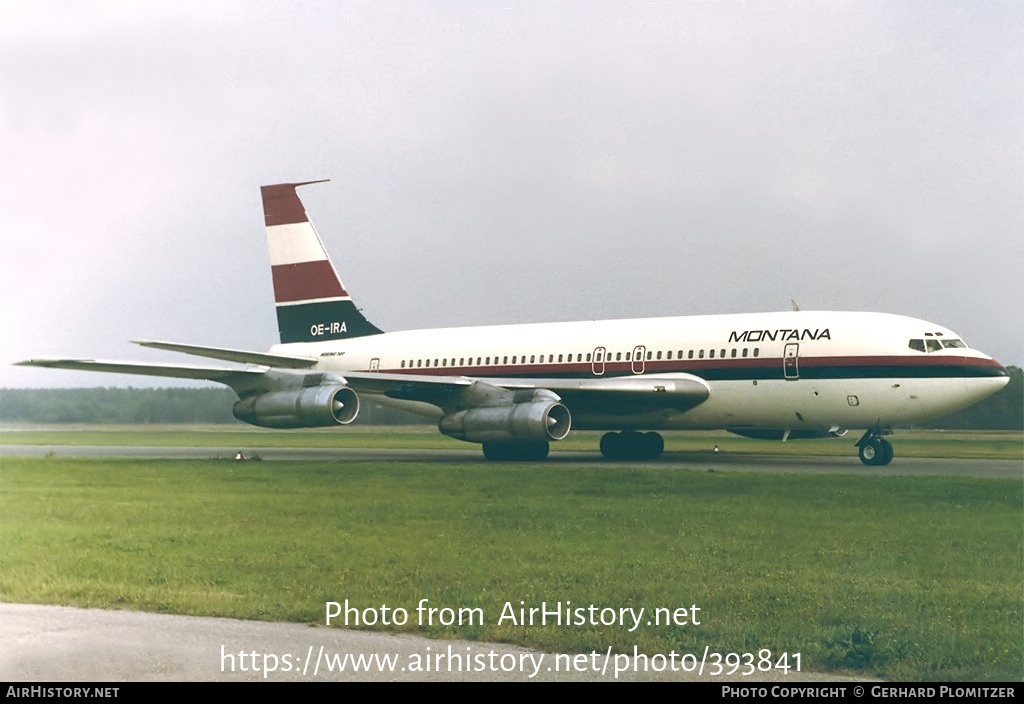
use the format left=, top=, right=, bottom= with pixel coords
left=1, top=430, right=1021, bottom=681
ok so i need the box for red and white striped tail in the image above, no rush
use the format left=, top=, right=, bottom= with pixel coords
left=260, top=181, right=382, bottom=344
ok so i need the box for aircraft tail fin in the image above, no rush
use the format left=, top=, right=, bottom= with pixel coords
left=261, top=180, right=383, bottom=344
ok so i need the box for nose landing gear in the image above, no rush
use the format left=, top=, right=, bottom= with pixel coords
left=856, top=429, right=894, bottom=466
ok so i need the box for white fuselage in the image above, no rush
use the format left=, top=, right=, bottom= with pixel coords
left=270, top=310, right=1008, bottom=433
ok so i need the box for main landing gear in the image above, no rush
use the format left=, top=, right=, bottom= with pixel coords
left=856, top=429, right=894, bottom=466
left=482, top=441, right=550, bottom=461
left=599, top=431, right=665, bottom=461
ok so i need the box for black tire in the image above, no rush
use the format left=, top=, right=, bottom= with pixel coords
left=858, top=437, right=893, bottom=466
left=858, top=439, right=879, bottom=465
left=877, top=439, right=894, bottom=466
left=642, top=432, right=665, bottom=460
left=482, top=441, right=549, bottom=461
left=600, top=431, right=664, bottom=461
left=600, top=432, right=622, bottom=460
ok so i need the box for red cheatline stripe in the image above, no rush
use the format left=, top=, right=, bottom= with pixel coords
left=271, top=261, right=347, bottom=302
left=798, top=355, right=1005, bottom=369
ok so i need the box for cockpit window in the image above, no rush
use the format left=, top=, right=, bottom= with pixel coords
left=910, top=337, right=968, bottom=353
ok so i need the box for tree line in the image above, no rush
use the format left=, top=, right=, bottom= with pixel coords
left=1, top=366, right=1020, bottom=429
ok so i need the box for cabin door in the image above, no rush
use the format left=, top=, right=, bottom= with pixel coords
left=592, top=347, right=606, bottom=376
left=632, top=345, right=646, bottom=374
left=783, top=343, right=799, bottom=380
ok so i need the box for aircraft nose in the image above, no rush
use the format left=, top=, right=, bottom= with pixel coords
left=997, top=363, right=1011, bottom=384
left=986, top=359, right=1012, bottom=392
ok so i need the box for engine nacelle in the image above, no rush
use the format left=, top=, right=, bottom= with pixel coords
left=439, top=400, right=572, bottom=444
left=233, top=386, right=359, bottom=428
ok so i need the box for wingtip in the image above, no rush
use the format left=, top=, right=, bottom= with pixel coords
left=13, top=358, right=81, bottom=368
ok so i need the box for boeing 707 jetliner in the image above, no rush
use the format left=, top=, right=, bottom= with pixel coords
left=19, top=181, right=1010, bottom=464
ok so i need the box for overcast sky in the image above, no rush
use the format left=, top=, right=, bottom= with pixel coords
left=2, top=1, right=1021, bottom=388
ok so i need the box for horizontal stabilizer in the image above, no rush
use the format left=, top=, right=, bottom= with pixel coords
left=132, top=340, right=317, bottom=369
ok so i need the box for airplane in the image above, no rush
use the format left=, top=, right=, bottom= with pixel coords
left=18, top=180, right=1010, bottom=465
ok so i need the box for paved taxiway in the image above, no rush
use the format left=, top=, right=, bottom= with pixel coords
left=2, top=603, right=867, bottom=682
left=2, top=443, right=1020, bottom=479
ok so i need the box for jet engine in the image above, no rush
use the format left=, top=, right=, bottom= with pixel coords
left=438, top=399, right=571, bottom=444
left=233, top=385, right=359, bottom=428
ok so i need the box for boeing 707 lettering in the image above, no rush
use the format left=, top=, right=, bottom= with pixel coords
left=18, top=181, right=1010, bottom=465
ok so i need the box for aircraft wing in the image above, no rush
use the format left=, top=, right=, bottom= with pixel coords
left=341, top=370, right=711, bottom=416
left=16, top=356, right=711, bottom=420
left=132, top=340, right=318, bottom=369
left=14, top=358, right=268, bottom=394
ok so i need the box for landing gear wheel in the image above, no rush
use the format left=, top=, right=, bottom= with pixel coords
left=878, top=438, right=894, bottom=465
left=482, top=441, right=550, bottom=461
left=642, top=432, right=665, bottom=458
left=858, top=438, right=894, bottom=466
left=600, top=432, right=621, bottom=460
left=599, top=431, right=664, bottom=461
left=858, top=440, right=878, bottom=465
